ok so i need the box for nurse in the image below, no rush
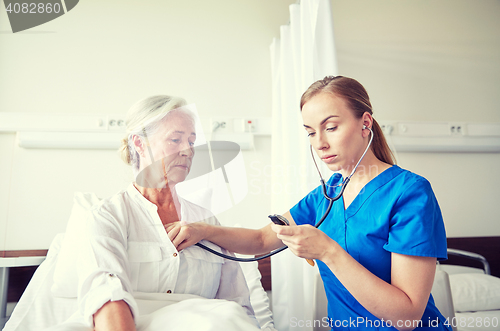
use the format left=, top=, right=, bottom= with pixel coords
left=167, top=76, right=451, bottom=331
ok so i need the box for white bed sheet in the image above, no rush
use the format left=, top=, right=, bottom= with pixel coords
left=42, top=294, right=261, bottom=331
left=3, top=234, right=275, bottom=331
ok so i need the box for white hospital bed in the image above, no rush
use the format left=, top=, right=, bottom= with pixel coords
left=2, top=233, right=276, bottom=331
left=312, top=249, right=500, bottom=331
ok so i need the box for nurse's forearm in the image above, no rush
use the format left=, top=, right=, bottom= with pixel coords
left=205, top=223, right=283, bottom=255
left=322, top=248, right=433, bottom=331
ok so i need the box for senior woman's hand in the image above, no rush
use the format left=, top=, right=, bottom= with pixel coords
left=165, top=221, right=210, bottom=251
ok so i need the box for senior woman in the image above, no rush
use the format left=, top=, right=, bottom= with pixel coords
left=76, top=96, right=256, bottom=331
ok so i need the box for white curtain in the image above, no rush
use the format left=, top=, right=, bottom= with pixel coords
left=270, top=1, right=337, bottom=330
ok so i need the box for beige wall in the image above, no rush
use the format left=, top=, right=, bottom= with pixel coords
left=1, top=0, right=499, bottom=250
left=0, top=0, right=294, bottom=250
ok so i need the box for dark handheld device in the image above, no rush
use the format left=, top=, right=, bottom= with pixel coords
left=268, top=214, right=314, bottom=266
left=268, top=214, right=290, bottom=226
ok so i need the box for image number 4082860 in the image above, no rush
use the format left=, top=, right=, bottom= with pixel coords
left=3, top=0, right=79, bottom=33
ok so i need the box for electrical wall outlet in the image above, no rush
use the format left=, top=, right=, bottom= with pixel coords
left=107, top=115, right=126, bottom=131
left=450, top=123, right=466, bottom=136
left=380, top=123, right=394, bottom=136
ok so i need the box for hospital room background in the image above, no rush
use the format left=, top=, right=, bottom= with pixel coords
left=1, top=0, right=499, bottom=330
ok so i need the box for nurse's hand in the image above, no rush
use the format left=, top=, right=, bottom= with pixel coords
left=165, top=221, right=209, bottom=251
left=271, top=223, right=338, bottom=262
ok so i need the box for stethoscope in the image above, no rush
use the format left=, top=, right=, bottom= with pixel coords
left=195, top=125, right=374, bottom=262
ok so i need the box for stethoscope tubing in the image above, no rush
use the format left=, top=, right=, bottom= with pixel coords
left=195, top=196, right=336, bottom=262
left=195, top=242, right=288, bottom=262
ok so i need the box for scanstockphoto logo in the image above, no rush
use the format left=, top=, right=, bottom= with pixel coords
left=3, top=0, right=79, bottom=33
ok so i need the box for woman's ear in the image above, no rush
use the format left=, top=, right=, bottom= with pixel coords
left=362, top=112, right=373, bottom=138
left=131, top=135, right=146, bottom=157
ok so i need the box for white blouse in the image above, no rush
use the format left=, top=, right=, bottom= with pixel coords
left=76, top=184, right=255, bottom=326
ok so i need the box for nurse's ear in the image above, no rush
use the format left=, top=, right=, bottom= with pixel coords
left=361, top=112, right=373, bottom=138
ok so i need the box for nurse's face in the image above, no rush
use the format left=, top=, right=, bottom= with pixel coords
left=140, top=112, right=196, bottom=186
left=301, top=92, right=367, bottom=173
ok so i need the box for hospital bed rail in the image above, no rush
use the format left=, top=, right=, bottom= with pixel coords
left=444, top=248, right=491, bottom=275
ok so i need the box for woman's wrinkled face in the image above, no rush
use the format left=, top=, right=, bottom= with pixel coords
left=140, top=111, right=196, bottom=186
left=301, top=92, right=365, bottom=173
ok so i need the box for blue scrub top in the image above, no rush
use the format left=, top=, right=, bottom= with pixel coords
left=290, top=165, right=451, bottom=330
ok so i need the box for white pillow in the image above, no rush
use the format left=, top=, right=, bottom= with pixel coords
left=449, top=273, right=500, bottom=312
left=51, top=192, right=100, bottom=297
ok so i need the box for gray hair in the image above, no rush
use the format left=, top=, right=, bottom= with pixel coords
left=119, top=95, right=194, bottom=175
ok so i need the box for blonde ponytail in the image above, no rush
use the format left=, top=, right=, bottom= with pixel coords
left=119, top=137, right=132, bottom=165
